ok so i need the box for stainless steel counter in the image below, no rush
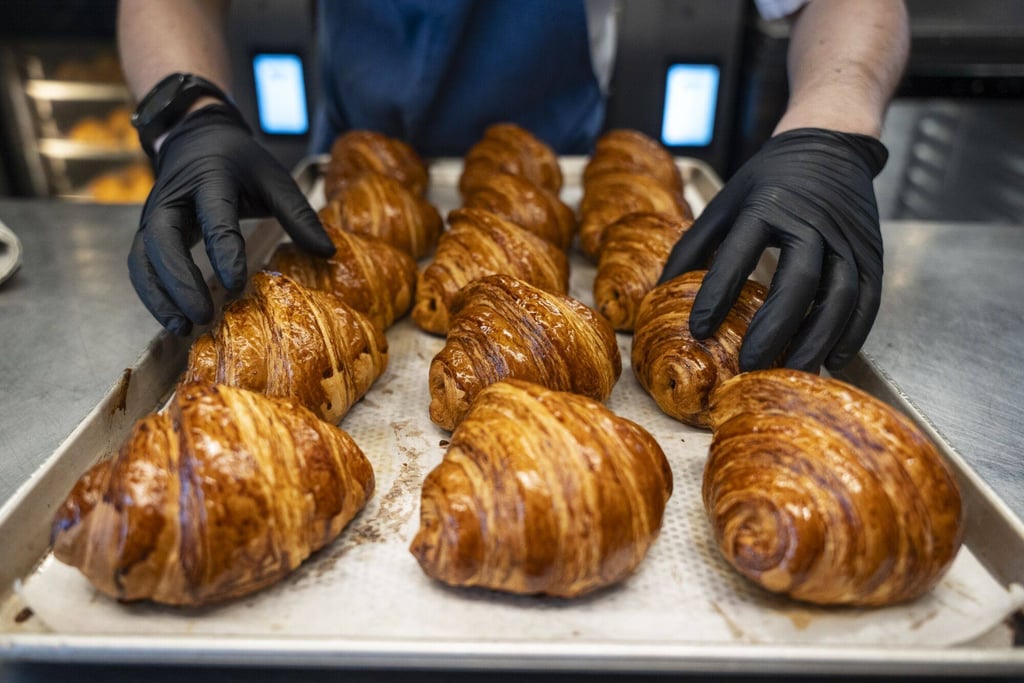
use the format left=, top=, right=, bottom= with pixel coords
left=0, top=201, right=1022, bottom=682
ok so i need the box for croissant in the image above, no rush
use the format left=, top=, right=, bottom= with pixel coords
left=584, top=129, right=684, bottom=197
left=412, top=208, right=569, bottom=335
left=632, top=270, right=767, bottom=427
left=429, top=274, right=621, bottom=431
left=459, top=123, right=563, bottom=196
left=51, top=383, right=375, bottom=607
left=462, top=171, right=576, bottom=249
left=579, top=171, right=693, bottom=259
left=411, top=379, right=672, bottom=597
left=319, top=171, right=443, bottom=260
left=703, top=369, right=964, bottom=606
left=182, top=272, right=387, bottom=424
left=324, top=129, right=428, bottom=199
left=267, top=227, right=416, bottom=330
left=593, top=212, right=693, bottom=331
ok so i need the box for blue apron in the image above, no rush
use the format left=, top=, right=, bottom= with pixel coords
left=312, top=0, right=605, bottom=156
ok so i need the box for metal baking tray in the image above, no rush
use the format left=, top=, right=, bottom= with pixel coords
left=1, top=155, right=1022, bottom=676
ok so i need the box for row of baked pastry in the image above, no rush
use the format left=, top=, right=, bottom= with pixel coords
left=47, top=133, right=438, bottom=606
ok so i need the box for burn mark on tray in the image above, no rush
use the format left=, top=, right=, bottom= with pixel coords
left=13, top=607, right=33, bottom=624
left=110, top=368, right=132, bottom=415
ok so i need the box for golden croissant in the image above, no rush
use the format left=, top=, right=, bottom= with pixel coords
left=593, top=211, right=693, bottom=331
left=462, top=171, right=576, bottom=250
left=459, top=123, right=562, bottom=196
left=182, top=271, right=387, bottom=424
left=584, top=129, right=684, bottom=198
left=412, top=208, right=569, bottom=335
left=579, top=171, right=693, bottom=259
left=324, top=129, right=428, bottom=199
left=319, top=171, right=443, bottom=260
left=703, top=369, right=964, bottom=606
left=632, top=270, right=767, bottom=427
left=267, top=226, right=416, bottom=330
left=411, top=379, right=672, bottom=598
left=51, top=383, right=375, bottom=607
left=429, top=274, right=621, bottom=431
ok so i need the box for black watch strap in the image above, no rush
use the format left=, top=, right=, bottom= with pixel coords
left=131, top=73, right=236, bottom=157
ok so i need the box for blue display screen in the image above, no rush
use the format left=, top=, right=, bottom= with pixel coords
left=252, top=53, right=309, bottom=135
left=661, top=63, right=720, bottom=147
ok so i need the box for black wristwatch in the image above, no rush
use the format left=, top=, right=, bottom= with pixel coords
left=131, top=73, right=236, bottom=157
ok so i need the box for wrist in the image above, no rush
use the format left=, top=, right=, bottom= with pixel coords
left=152, top=95, right=226, bottom=154
left=773, top=105, right=882, bottom=139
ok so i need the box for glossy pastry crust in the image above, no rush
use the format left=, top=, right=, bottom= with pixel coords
left=182, top=272, right=387, bottom=424
left=578, top=171, right=692, bottom=259
left=584, top=129, right=685, bottom=197
left=632, top=270, right=767, bottom=427
left=325, top=129, right=428, bottom=199
left=462, top=171, right=576, bottom=250
left=319, top=171, right=443, bottom=260
left=268, top=226, right=416, bottom=331
left=459, top=123, right=563, bottom=196
left=703, top=369, right=964, bottom=606
left=593, top=211, right=693, bottom=331
left=411, top=379, right=672, bottom=598
left=412, top=208, right=569, bottom=335
left=429, top=274, right=621, bottom=431
left=51, top=383, right=375, bottom=606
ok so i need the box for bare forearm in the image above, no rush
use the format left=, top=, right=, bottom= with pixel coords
left=117, top=0, right=232, bottom=99
left=774, top=0, right=909, bottom=138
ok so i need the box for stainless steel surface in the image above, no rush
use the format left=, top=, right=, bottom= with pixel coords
left=863, top=220, right=1024, bottom=523
left=0, top=201, right=163, bottom=508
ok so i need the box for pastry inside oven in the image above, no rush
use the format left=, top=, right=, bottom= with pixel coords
left=51, top=382, right=375, bottom=607
left=703, top=368, right=964, bottom=606
left=429, top=274, right=620, bottom=431
left=411, top=380, right=672, bottom=598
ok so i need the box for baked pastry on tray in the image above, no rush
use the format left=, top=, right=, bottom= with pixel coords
left=703, top=369, right=964, bottom=606
left=412, top=208, right=569, bottom=335
left=52, top=383, right=375, bottom=607
left=411, top=380, right=672, bottom=598
left=459, top=123, right=563, bottom=196
left=182, top=272, right=387, bottom=424
left=268, top=226, right=416, bottom=331
left=324, top=129, right=428, bottom=199
left=428, top=274, right=620, bottom=431
left=632, top=270, right=767, bottom=427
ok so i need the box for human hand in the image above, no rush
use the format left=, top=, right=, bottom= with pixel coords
left=127, top=104, right=334, bottom=335
left=660, top=128, right=888, bottom=372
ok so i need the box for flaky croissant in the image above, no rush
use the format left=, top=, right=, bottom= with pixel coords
left=593, top=212, right=693, bottom=331
left=429, top=274, right=621, bottom=431
left=267, top=226, right=416, bottom=330
left=412, top=208, right=569, bottom=335
left=411, top=379, right=672, bottom=598
left=324, top=129, right=428, bottom=199
left=319, top=171, right=443, bottom=260
left=632, top=270, right=767, bottom=427
left=462, top=171, right=576, bottom=249
left=584, top=129, right=684, bottom=197
left=704, top=369, right=964, bottom=606
left=182, top=272, right=387, bottom=424
left=579, top=171, right=693, bottom=259
left=52, top=383, right=375, bottom=607
left=459, top=123, right=562, bottom=196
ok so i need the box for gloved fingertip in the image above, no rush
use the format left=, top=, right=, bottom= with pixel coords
left=688, top=315, right=712, bottom=340
left=824, top=351, right=853, bottom=373
left=164, top=316, right=193, bottom=336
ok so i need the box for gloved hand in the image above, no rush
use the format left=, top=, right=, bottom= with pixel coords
left=660, top=128, right=888, bottom=372
left=128, top=104, right=334, bottom=335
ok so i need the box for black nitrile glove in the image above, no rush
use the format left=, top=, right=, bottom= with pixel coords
left=660, top=128, right=888, bottom=372
left=128, top=104, right=334, bottom=335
